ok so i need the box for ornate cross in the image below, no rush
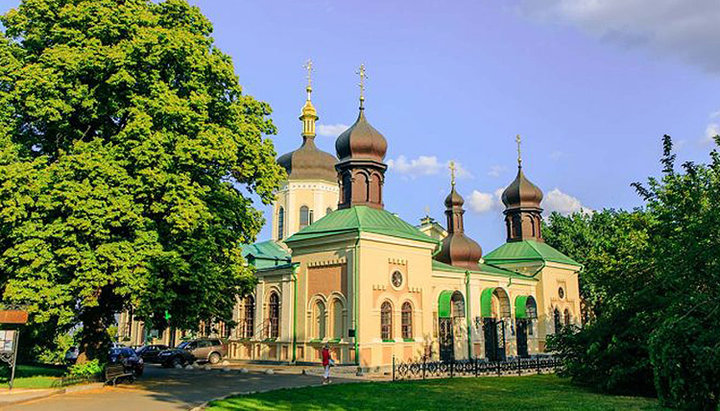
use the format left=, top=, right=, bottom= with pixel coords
left=516, top=134, right=522, bottom=167
left=303, top=59, right=313, bottom=99
left=356, top=63, right=367, bottom=108
left=449, top=161, right=456, bottom=188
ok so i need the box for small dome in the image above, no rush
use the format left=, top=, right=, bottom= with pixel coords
left=436, top=234, right=483, bottom=270
left=501, top=167, right=543, bottom=209
left=444, top=187, right=464, bottom=208
left=277, top=138, right=338, bottom=182
left=335, top=110, right=387, bottom=162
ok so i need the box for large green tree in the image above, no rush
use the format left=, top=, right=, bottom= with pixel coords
left=545, top=135, right=720, bottom=409
left=0, top=0, right=284, bottom=361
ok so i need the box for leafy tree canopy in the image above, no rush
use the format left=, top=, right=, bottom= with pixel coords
left=545, top=135, right=720, bottom=409
left=0, top=0, right=284, bottom=360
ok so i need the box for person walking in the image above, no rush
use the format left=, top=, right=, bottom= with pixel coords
left=321, top=343, right=332, bottom=384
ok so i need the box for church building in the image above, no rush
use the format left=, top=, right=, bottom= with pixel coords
left=227, top=67, right=581, bottom=369
left=118, top=66, right=582, bottom=370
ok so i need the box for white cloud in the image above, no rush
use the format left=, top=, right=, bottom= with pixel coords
left=520, top=0, right=720, bottom=73
left=542, top=188, right=592, bottom=215
left=316, top=123, right=349, bottom=138
left=386, top=155, right=473, bottom=179
left=702, top=111, right=720, bottom=145
left=702, top=123, right=719, bottom=145
left=487, top=165, right=507, bottom=178
left=467, top=188, right=505, bottom=214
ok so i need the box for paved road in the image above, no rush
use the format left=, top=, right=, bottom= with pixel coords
left=6, top=365, right=353, bottom=411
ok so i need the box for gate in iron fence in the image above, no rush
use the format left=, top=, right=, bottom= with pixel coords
left=392, top=356, right=561, bottom=381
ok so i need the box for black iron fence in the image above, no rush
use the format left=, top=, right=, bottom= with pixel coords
left=392, top=355, right=561, bottom=381
left=50, top=372, right=103, bottom=388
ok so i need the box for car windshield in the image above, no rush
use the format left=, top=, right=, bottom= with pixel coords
left=177, top=341, right=190, bottom=349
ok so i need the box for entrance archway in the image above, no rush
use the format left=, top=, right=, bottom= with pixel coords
left=437, top=290, right=465, bottom=362
left=514, top=295, right=537, bottom=358
left=480, top=287, right=511, bottom=361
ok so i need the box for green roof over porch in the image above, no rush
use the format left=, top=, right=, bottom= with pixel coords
left=285, top=206, right=440, bottom=246
left=242, top=240, right=292, bottom=270
left=483, top=240, right=581, bottom=267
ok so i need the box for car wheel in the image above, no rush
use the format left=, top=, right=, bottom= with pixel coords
left=171, top=357, right=183, bottom=368
left=208, top=352, right=221, bottom=365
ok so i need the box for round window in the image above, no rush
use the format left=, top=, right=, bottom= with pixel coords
left=391, top=271, right=403, bottom=288
left=558, top=287, right=565, bottom=299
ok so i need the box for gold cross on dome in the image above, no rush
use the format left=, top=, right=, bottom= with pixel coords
left=356, top=63, right=367, bottom=108
left=516, top=134, right=522, bottom=167
left=449, top=161, right=457, bottom=188
left=303, top=59, right=313, bottom=99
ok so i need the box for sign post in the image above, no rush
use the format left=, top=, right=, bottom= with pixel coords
left=0, top=306, right=28, bottom=390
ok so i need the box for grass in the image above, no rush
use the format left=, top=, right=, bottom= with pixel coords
left=207, top=374, right=660, bottom=411
left=0, top=364, right=67, bottom=389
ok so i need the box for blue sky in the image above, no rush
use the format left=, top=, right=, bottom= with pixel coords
left=3, top=1, right=719, bottom=251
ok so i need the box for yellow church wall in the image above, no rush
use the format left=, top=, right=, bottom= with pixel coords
left=352, top=233, right=437, bottom=369
left=533, top=263, right=581, bottom=351
left=288, top=234, right=358, bottom=365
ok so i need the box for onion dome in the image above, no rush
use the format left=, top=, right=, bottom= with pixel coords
left=435, top=163, right=483, bottom=270
left=335, top=109, right=387, bottom=162
left=335, top=64, right=389, bottom=210
left=277, top=77, right=337, bottom=182
left=501, top=167, right=543, bottom=209
left=445, top=186, right=465, bottom=208
left=501, top=135, right=545, bottom=242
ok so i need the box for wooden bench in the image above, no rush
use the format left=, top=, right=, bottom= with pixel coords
left=105, top=363, right=134, bottom=386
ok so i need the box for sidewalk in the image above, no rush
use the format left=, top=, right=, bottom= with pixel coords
left=0, top=383, right=104, bottom=408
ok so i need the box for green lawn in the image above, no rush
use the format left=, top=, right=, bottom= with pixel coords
left=207, top=374, right=660, bottom=411
left=0, top=364, right=67, bottom=389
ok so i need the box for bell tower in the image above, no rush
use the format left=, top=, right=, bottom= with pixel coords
left=334, top=64, right=388, bottom=210
left=500, top=135, right=544, bottom=242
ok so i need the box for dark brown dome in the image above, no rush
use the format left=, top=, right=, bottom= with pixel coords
left=445, top=187, right=465, bottom=208
left=435, top=185, right=483, bottom=270
left=501, top=167, right=543, bottom=209
left=277, top=138, right=338, bottom=182
left=436, top=233, right=483, bottom=270
left=335, top=110, right=387, bottom=162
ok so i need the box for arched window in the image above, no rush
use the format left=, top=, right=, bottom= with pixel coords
left=564, top=309, right=571, bottom=326
left=314, top=300, right=326, bottom=339
left=401, top=301, right=413, bottom=339
left=268, top=292, right=280, bottom=339
left=299, top=206, right=310, bottom=229
left=451, top=291, right=465, bottom=318
left=326, top=207, right=333, bottom=216
left=380, top=301, right=393, bottom=341
left=240, top=295, right=254, bottom=339
left=277, top=207, right=285, bottom=240
left=332, top=299, right=344, bottom=339
left=553, top=308, right=561, bottom=333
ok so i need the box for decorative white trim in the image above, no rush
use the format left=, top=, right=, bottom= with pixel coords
left=307, top=257, right=347, bottom=268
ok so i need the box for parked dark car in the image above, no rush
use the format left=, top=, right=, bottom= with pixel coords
left=158, top=338, right=227, bottom=367
left=157, top=344, right=196, bottom=368
left=109, top=347, right=144, bottom=377
left=64, top=346, right=79, bottom=364
left=135, top=344, right=169, bottom=364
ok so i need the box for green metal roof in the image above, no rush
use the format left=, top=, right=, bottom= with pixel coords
left=241, top=240, right=291, bottom=270
left=285, top=206, right=440, bottom=246
left=431, top=260, right=534, bottom=280
left=483, top=240, right=581, bottom=267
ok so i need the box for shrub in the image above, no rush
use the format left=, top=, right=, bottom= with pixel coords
left=67, top=359, right=103, bottom=379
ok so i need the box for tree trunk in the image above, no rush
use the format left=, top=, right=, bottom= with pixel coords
left=77, top=305, right=111, bottom=364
